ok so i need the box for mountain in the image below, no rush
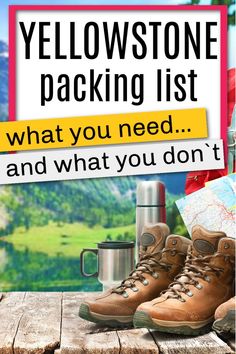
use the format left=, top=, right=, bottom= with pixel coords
left=0, top=40, right=8, bottom=121
left=141, top=173, right=186, bottom=195
left=0, top=41, right=8, bottom=54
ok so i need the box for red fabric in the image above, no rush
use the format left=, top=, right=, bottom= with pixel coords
left=185, top=68, right=235, bottom=195
left=228, top=68, right=236, bottom=126
left=185, top=170, right=226, bottom=195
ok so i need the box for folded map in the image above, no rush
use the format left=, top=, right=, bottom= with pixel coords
left=176, top=174, right=236, bottom=238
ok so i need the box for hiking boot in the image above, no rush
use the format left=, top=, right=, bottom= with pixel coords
left=134, top=225, right=235, bottom=335
left=213, top=296, right=236, bottom=335
left=79, top=223, right=191, bottom=327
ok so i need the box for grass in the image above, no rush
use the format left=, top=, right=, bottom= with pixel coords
left=0, top=222, right=135, bottom=257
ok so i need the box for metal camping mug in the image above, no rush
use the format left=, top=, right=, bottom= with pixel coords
left=80, top=241, right=135, bottom=291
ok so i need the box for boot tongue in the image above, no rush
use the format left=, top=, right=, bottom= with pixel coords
left=163, top=225, right=226, bottom=298
left=192, top=225, right=226, bottom=256
left=140, top=223, right=170, bottom=257
left=113, top=223, right=169, bottom=293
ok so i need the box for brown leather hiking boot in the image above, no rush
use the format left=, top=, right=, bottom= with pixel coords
left=79, top=223, right=191, bottom=327
left=134, top=225, right=235, bottom=335
left=213, top=296, right=236, bottom=334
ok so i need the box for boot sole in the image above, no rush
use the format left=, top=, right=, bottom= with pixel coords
left=133, top=311, right=213, bottom=336
left=212, top=310, right=235, bottom=335
left=79, top=303, right=133, bottom=327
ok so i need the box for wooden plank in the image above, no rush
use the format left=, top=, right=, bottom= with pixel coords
left=83, top=329, right=120, bottom=354
left=59, top=292, right=120, bottom=354
left=117, top=328, right=159, bottom=354
left=151, top=330, right=234, bottom=354
left=1, top=292, right=234, bottom=354
left=0, top=292, right=26, bottom=354
left=13, top=292, right=62, bottom=354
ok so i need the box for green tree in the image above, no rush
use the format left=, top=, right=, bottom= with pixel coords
left=188, top=0, right=235, bottom=26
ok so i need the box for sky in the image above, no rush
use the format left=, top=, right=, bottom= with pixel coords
left=0, top=0, right=235, bottom=67
left=0, top=0, right=212, bottom=41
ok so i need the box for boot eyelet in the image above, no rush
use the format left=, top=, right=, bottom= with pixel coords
left=142, top=279, right=149, bottom=286
left=186, top=291, right=193, bottom=297
left=196, top=283, right=203, bottom=290
left=171, top=250, right=176, bottom=256
left=179, top=298, right=186, bottom=302
left=132, top=287, right=139, bottom=292
left=204, top=276, right=211, bottom=283
left=122, top=292, right=129, bottom=298
left=152, top=272, right=159, bottom=279
left=224, top=243, right=230, bottom=249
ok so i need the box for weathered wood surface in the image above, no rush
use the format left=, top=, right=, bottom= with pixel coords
left=58, top=292, right=120, bottom=354
left=117, top=328, right=159, bottom=354
left=0, top=292, right=234, bottom=354
left=152, top=331, right=234, bottom=354
left=14, top=293, right=62, bottom=354
left=0, top=292, right=26, bottom=354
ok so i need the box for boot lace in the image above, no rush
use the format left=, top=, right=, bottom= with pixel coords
left=112, top=248, right=184, bottom=295
left=162, top=247, right=235, bottom=302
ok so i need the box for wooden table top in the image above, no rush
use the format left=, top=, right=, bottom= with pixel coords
left=0, top=292, right=234, bottom=354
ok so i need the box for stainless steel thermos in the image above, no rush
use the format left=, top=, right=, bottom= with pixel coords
left=136, top=181, right=166, bottom=260
left=80, top=241, right=135, bottom=291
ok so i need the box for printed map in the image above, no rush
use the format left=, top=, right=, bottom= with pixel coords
left=176, top=174, right=236, bottom=238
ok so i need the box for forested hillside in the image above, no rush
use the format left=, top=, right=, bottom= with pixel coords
left=0, top=174, right=187, bottom=238
left=0, top=178, right=136, bottom=233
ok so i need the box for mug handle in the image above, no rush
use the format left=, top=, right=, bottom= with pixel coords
left=80, top=248, right=98, bottom=278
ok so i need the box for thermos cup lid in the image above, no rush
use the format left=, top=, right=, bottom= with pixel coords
left=136, top=181, right=165, bottom=206
left=97, top=241, right=135, bottom=249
